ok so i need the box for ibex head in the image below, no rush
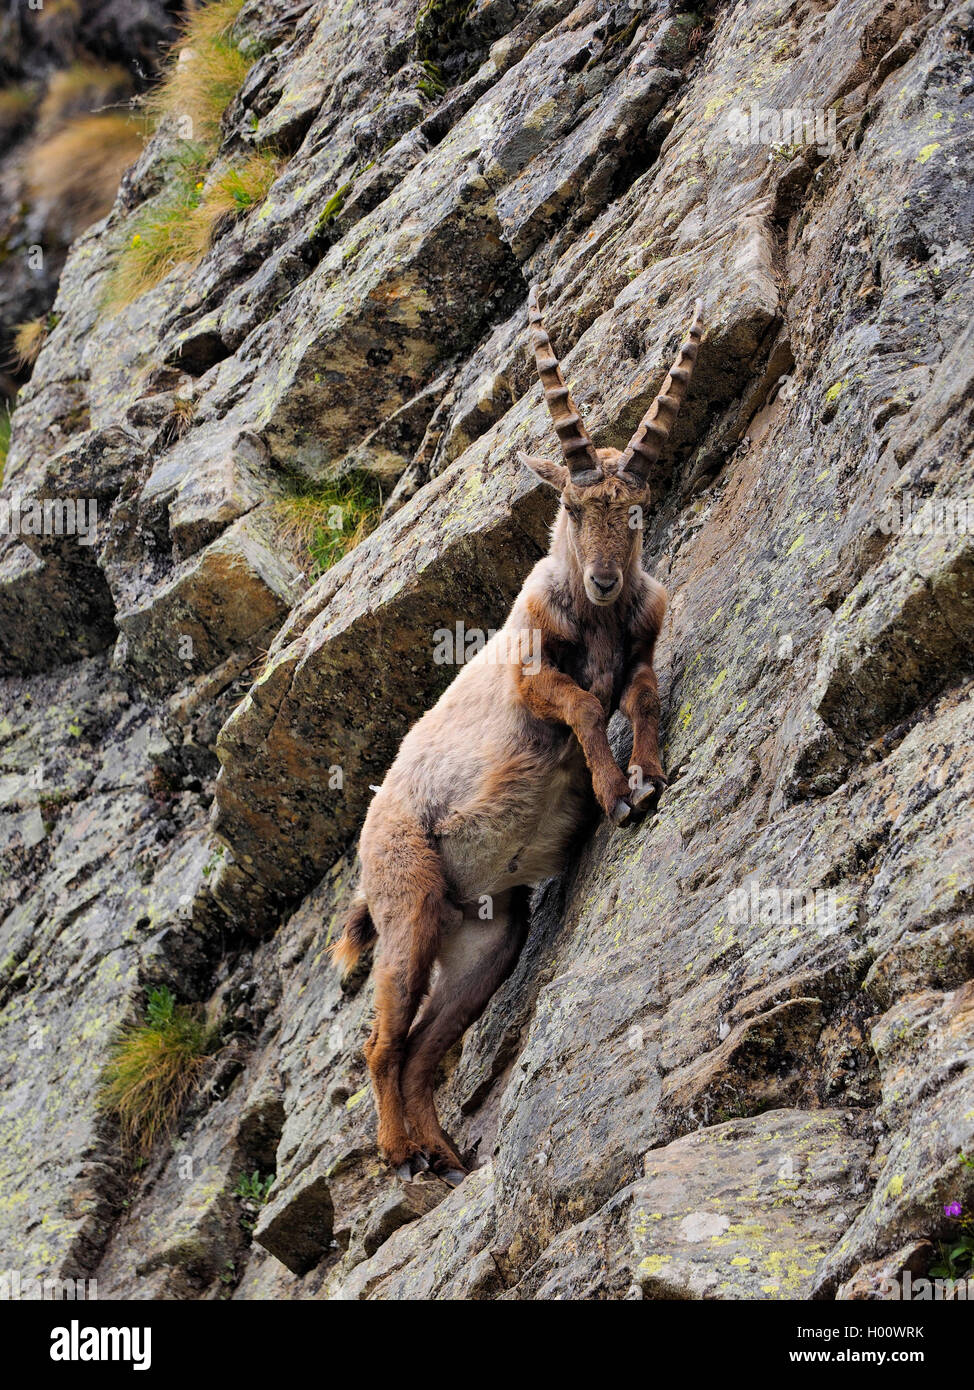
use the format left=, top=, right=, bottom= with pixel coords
left=519, top=286, right=704, bottom=607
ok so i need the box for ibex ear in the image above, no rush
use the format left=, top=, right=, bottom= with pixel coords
left=517, top=451, right=569, bottom=491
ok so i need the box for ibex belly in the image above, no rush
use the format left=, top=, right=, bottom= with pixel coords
left=433, top=739, right=591, bottom=903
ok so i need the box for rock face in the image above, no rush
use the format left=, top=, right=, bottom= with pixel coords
left=1, top=0, right=972, bottom=1301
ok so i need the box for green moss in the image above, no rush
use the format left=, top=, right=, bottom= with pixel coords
left=0, top=403, right=11, bottom=485
left=314, top=180, right=353, bottom=236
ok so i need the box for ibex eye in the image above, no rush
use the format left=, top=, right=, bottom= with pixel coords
left=567, top=505, right=582, bottom=523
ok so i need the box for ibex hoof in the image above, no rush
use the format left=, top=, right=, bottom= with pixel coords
left=630, top=778, right=667, bottom=813
left=395, top=1152, right=430, bottom=1182
left=610, top=798, right=633, bottom=826
left=440, top=1168, right=467, bottom=1188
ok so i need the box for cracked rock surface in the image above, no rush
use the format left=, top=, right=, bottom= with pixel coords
left=1, top=0, right=972, bottom=1299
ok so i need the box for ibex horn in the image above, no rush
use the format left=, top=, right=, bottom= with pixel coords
left=617, top=298, right=705, bottom=483
left=528, top=284, right=602, bottom=486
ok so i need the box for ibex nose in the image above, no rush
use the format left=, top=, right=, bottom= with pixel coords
left=592, top=573, right=617, bottom=594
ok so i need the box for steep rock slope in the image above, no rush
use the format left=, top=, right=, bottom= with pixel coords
left=1, top=0, right=972, bottom=1300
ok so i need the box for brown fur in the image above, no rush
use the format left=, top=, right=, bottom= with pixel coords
left=332, top=291, right=703, bottom=1181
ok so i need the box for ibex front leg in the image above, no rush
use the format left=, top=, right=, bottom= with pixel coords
left=620, top=654, right=667, bottom=813
left=516, top=663, right=634, bottom=824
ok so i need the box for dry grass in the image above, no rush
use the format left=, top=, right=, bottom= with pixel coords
left=27, top=113, right=144, bottom=233
left=205, top=150, right=281, bottom=218
left=13, top=317, right=49, bottom=370
left=149, top=0, right=252, bottom=149
left=103, top=149, right=279, bottom=310
left=274, top=474, right=383, bottom=578
left=102, top=1, right=270, bottom=312
left=98, top=986, right=218, bottom=1159
left=37, top=61, right=133, bottom=136
left=103, top=160, right=208, bottom=310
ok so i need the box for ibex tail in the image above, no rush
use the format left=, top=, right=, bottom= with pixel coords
left=331, top=892, right=376, bottom=971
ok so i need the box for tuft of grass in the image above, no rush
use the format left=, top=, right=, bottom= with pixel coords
left=13, top=316, right=49, bottom=370
left=192, top=149, right=281, bottom=239
left=103, top=158, right=208, bottom=309
left=27, top=112, right=144, bottom=233
left=159, top=393, right=196, bottom=445
left=273, top=473, right=382, bottom=578
left=98, top=986, right=219, bottom=1158
left=103, top=0, right=276, bottom=314
left=148, top=0, right=253, bottom=149
left=103, top=149, right=279, bottom=310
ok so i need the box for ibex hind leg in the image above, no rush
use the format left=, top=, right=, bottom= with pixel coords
left=400, top=887, right=531, bottom=1185
left=361, top=824, right=449, bottom=1177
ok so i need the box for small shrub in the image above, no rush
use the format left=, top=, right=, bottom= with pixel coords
left=274, top=473, right=382, bottom=578
left=98, top=985, right=219, bottom=1158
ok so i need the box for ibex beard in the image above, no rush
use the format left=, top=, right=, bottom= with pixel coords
left=332, top=286, right=705, bottom=1185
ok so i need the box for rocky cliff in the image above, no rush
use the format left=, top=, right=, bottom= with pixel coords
left=1, top=0, right=972, bottom=1301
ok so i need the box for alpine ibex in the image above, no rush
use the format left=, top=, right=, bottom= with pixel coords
left=333, top=288, right=704, bottom=1184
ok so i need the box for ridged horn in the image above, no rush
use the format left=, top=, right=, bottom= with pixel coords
left=616, top=298, right=705, bottom=482
left=528, top=284, right=602, bottom=486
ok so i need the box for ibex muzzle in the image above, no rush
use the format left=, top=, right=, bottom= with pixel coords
left=333, top=287, right=705, bottom=1185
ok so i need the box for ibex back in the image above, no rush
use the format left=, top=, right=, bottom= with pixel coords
left=332, top=288, right=704, bottom=1184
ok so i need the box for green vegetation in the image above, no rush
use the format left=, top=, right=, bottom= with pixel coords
left=98, top=986, right=219, bottom=1158
left=104, top=147, right=279, bottom=310
left=418, top=60, right=447, bottom=101
left=104, top=0, right=281, bottom=311
left=929, top=1156, right=974, bottom=1282
left=314, top=180, right=353, bottom=237
left=147, top=0, right=252, bottom=148
left=0, top=404, right=11, bottom=485
left=274, top=473, right=383, bottom=577
left=415, top=0, right=475, bottom=66
left=233, top=1171, right=275, bottom=1204
left=233, top=1171, right=274, bottom=1234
